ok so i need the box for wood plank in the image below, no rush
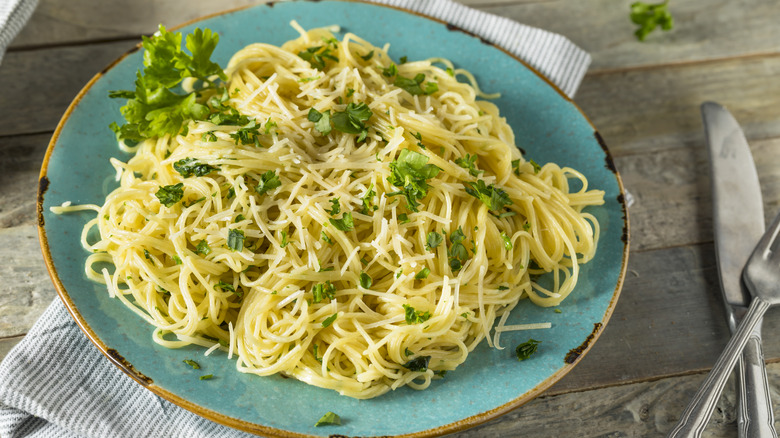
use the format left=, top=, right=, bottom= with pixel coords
left=0, top=226, right=56, bottom=338
left=11, top=0, right=780, bottom=73
left=480, top=0, right=780, bottom=71
left=0, top=133, right=51, bottom=228
left=0, top=335, right=24, bottom=364
left=0, top=41, right=133, bottom=137
left=577, top=54, right=780, bottom=157
left=452, top=365, right=780, bottom=437
left=617, top=137, right=780, bottom=252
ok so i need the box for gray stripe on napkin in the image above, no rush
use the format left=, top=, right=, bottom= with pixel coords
left=0, top=0, right=38, bottom=65
left=0, top=1, right=592, bottom=437
left=372, top=0, right=590, bottom=98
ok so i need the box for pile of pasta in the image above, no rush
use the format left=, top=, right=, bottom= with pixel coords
left=75, top=24, right=603, bottom=398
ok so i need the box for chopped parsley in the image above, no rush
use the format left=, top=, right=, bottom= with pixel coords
left=360, top=184, right=378, bottom=214
left=464, top=179, right=513, bottom=212
left=321, top=231, right=334, bottom=245
left=414, top=267, right=431, bottom=280
left=308, top=108, right=332, bottom=135
left=183, top=359, right=200, bottom=369
left=393, top=73, right=438, bottom=95
left=360, top=50, right=374, bottom=61
left=322, top=313, right=338, bottom=328
left=155, top=183, right=184, bottom=207
left=256, top=170, right=281, bottom=196
left=529, top=159, right=541, bottom=174
left=426, top=231, right=444, bottom=251
left=309, top=103, right=373, bottom=141
left=454, top=153, right=483, bottom=177
left=500, top=231, right=513, bottom=250
left=173, top=158, right=218, bottom=177
left=172, top=255, right=183, bottom=265
left=402, top=355, right=431, bottom=372
left=386, top=149, right=442, bottom=212
left=195, top=240, right=211, bottom=256
left=298, top=41, right=339, bottom=70
left=359, top=272, right=373, bottom=289
left=199, top=374, right=213, bottom=380
left=403, top=304, right=431, bottom=324
left=227, top=229, right=245, bottom=251
left=516, top=339, right=541, bottom=361
left=229, top=119, right=262, bottom=146
left=312, top=281, right=337, bottom=303
left=314, top=411, right=341, bottom=427
left=327, top=198, right=340, bottom=216
left=447, top=227, right=470, bottom=271
left=329, top=212, right=354, bottom=232
left=214, top=281, right=235, bottom=293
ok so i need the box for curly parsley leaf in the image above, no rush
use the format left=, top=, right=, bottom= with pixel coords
left=329, top=212, right=354, bottom=232
left=630, top=1, right=674, bottom=41
left=516, top=339, right=541, bottom=361
left=386, top=149, right=442, bottom=212
left=464, top=179, right=513, bottom=213
left=109, top=26, right=226, bottom=141
left=256, top=171, right=281, bottom=196
left=156, top=183, right=184, bottom=207
left=173, top=158, right=219, bottom=177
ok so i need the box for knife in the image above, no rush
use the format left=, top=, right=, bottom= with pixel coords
left=703, top=101, right=776, bottom=438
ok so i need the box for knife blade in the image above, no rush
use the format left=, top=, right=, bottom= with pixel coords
left=702, top=101, right=776, bottom=437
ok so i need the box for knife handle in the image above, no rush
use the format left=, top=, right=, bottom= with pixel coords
left=738, top=326, right=777, bottom=438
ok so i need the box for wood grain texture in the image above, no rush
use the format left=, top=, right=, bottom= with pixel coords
left=452, top=364, right=780, bottom=437
left=0, top=336, right=24, bottom=364
left=0, top=226, right=56, bottom=338
left=11, top=0, right=780, bottom=73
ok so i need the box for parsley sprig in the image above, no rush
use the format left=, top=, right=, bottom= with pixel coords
left=109, top=26, right=226, bottom=141
left=630, top=1, right=674, bottom=41
left=309, top=103, right=374, bottom=142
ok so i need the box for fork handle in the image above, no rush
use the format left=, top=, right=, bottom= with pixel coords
left=739, top=327, right=777, bottom=438
left=668, top=297, right=772, bottom=438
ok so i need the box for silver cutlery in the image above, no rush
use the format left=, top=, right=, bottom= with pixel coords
left=702, top=101, right=777, bottom=438
left=669, top=209, right=780, bottom=437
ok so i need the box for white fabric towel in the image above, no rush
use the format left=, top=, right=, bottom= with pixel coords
left=0, top=1, right=591, bottom=437
left=0, top=0, right=37, bottom=65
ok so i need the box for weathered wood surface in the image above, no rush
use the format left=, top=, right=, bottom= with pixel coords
left=2, top=0, right=780, bottom=435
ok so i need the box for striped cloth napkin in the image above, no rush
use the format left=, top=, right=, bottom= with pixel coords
left=0, top=0, right=37, bottom=65
left=0, top=1, right=591, bottom=437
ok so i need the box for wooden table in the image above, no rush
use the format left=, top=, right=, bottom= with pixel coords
left=2, top=0, right=779, bottom=436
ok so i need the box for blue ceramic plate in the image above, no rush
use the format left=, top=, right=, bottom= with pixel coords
left=38, top=1, right=628, bottom=436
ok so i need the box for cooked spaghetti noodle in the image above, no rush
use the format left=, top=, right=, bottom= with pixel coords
left=58, top=24, right=603, bottom=398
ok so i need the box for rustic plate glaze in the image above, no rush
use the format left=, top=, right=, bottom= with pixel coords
left=37, top=1, right=628, bottom=436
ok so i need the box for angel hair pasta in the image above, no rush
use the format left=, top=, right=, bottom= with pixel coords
left=59, top=23, right=604, bottom=399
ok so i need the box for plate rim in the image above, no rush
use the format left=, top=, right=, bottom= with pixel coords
left=36, top=1, right=630, bottom=436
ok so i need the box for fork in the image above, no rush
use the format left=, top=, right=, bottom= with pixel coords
left=669, top=210, right=780, bottom=438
